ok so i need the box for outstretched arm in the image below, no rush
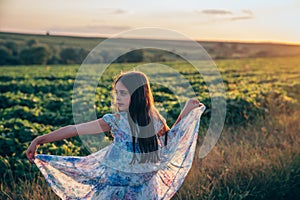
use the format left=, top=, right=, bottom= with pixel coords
left=26, top=118, right=110, bottom=163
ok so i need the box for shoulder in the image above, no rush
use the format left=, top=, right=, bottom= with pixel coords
left=103, top=112, right=121, bottom=120
left=102, top=112, right=121, bottom=129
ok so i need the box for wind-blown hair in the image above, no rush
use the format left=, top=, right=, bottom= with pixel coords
left=113, top=71, right=168, bottom=164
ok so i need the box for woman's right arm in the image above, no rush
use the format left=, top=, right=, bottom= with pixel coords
left=34, top=125, right=77, bottom=145
left=26, top=118, right=110, bottom=163
left=26, top=125, right=77, bottom=163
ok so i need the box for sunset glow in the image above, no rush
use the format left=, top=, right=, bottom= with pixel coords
left=1, top=0, right=299, bottom=44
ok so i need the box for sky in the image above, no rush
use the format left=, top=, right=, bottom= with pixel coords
left=1, top=0, right=300, bottom=44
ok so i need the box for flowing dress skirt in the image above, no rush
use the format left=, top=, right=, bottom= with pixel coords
left=34, top=106, right=205, bottom=200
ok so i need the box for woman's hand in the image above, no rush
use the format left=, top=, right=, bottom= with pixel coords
left=182, top=98, right=204, bottom=115
left=26, top=137, right=40, bottom=163
left=173, top=98, right=204, bottom=127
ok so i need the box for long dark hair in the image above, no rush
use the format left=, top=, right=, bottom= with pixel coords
left=113, top=71, right=167, bottom=164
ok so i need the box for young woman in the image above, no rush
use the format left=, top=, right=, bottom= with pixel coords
left=26, top=71, right=205, bottom=200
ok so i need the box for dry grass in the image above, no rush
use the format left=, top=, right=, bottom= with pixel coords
left=175, top=102, right=300, bottom=199
left=0, top=172, right=60, bottom=200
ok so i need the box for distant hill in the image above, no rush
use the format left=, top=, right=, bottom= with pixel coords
left=1, top=31, right=300, bottom=65
left=198, top=40, right=300, bottom=59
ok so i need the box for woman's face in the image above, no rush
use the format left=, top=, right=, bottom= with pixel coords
left=114, top=81, right=131, bottom=111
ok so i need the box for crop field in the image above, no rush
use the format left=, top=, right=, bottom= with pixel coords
left=0, top=57, right=299, bottom=199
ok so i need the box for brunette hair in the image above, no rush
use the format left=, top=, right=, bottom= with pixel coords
left=113, top=71, right=168, bottom=163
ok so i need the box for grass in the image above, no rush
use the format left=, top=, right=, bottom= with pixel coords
left=175, top=95, right=300, bottom=199
left=1, top=174, right=59, bottom=200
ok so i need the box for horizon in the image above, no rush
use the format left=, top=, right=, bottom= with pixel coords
left=1, top=30, right=300, bottom=46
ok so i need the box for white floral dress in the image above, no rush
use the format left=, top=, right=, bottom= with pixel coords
left=34, top=106, right=205, bottom=200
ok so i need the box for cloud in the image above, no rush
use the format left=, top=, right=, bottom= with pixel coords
left=196, top=8, right=254, bottom=22
left=200, top=9, right=233, bottom=15
left=97, top=8, right=130, bottom=15
left=230, top=9, right=254, bottom=21
left=230, top=16, right=254, bottom=21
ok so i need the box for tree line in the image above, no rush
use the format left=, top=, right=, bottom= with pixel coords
left=0, top=39, right=91, bottom=65
left=0, top=39, right=182, bottom=66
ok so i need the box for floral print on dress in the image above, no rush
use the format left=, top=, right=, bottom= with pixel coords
left=34, top=106, right=205, bottom=200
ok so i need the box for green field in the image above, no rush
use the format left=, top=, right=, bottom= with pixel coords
left=0, top=57, right=299, bottom=199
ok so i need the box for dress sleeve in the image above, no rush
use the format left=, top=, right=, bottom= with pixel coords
left=153, top=114, right=166, bottom=134
left=102, top=113, right=118, bottom=131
